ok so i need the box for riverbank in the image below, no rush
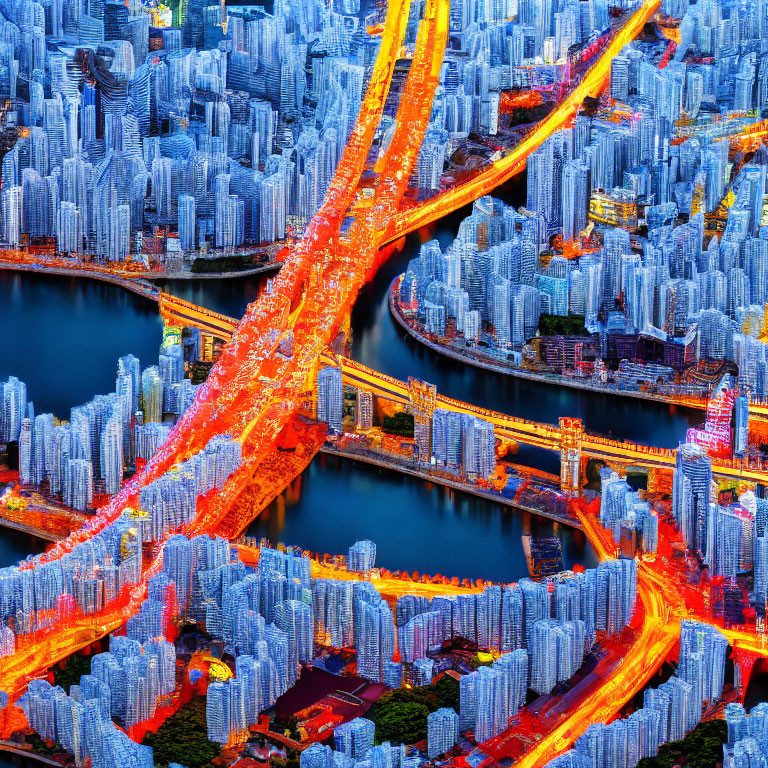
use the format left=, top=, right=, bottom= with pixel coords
left=388, top=276, right=710, bottom=412
left=0, top=252, right=283, bottom=288
left=0, top=515, right=62, bottom=542
left=319, top=446, right=582, bottom=530
left=0, top=447, right=582, bottom=554
left=0, top=260, right=159, bottom=300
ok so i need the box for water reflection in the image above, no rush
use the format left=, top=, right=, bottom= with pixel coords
left=248, top=454, right=598, bottom=583
left=0, top=272, right=162, bottom=416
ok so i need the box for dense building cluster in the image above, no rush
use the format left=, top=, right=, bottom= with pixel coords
left=414, top=0, right=634, bottom=196
left=599, top=466, right=659, bottom=553
left=546, top=621, right=728, bottom=768
left=399, top=173, right=768, bottom=398
left=398, top=0, right=768, bottom=401
left=0, top=433, right=239, bottom=657
left=671, top=439, right=768, bottom=612
left=0, top=330, right=207, bottom=510
left=0, top=0, right=388, bottom=257
left=302, top=723, right=421, bottom=768
left=723, top=702, right=768, bottom=768
left=21, top=582, right=183, bottom=768
left=10, top=527, right=638, bottom=756
left=0, top=0, right=628, bottom=258
left=23, top=672, right=155, bottom=768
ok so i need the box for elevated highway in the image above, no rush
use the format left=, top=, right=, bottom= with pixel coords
left=0, top=0, right=450, bottom=699
left=158, top=292, right=239, bottom=341
left=319, top=350, right=768, bottom=484
left=4, top=0, right=764, bottom=740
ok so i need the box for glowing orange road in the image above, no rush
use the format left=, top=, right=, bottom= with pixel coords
left=321, top=351, right=768, bottom=483
left=512, top=502, right=767, bottom=767
left=0, top=0, right=414, bottom=694
left=382, top=0, right=662, bottom=244
left=0, top=0, right=451, bottom=700
left=0, top=540, right=168, bottom=699
left=503, top=503, right=683, bottom=768
left=29, top=0, right=416, bottom=569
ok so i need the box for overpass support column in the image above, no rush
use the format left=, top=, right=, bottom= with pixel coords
left=559, top=417, right=583, bottom=494
left=407, top=377, right=437, bottom=465
left=733, top=646, right=759, bottom=698
left=201, top=333, right=216, bottom=362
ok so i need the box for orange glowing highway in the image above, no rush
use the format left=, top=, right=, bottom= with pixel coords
left=4, top=0, right=768, bottom=757
left=493, top=501, right=682, bottom=768
left=507, top=501, right=768, bottom=767
left=0, top=0, right=450, bottom=699
left=382, top=0, right=663, bottom=244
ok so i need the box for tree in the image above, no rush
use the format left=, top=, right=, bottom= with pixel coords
left=143, top=697, right=220, bottom=768
left=366, top=675, right=460, bottom=745
left=375, top=702, right=431, bottom=745
left=537, top=314, right=590, bottom=337
left=53, top=653, right=92, bottom=693
left=381, top=412, right=415, bottom=437
left=434, top=675, right=460, bottom=710
left=635, top=719, right=727, bottom=768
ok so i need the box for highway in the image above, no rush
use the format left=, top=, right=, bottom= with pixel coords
left=498, top=503, right=683, bottom=768
left=0, top=0, right=452, bottom=700
left=382, top=0, right=663, bottom=244
left=3, top=0, right=767, bottom=757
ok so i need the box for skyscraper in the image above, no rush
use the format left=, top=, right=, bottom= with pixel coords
left=317, top=366, right=343, bottom=431
left=427, top=708, right=459, bottom=758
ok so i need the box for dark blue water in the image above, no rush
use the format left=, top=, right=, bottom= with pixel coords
left=156, top=276, right=262, bottom=322
left=247, top=453, right=598, bottom=583
left=0, top=529, right=45, bottom=568
left=159, top=216, right=703, bottom=459
left=1, top=236, right=693, bottom=577
left=0, top=271, right=163, bottom=418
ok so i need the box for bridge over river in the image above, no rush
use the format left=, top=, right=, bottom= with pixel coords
left=156, top=288, right=768, bottom=490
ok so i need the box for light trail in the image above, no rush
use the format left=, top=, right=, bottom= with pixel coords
left=382, top=0, right=663, bottom=244
left=0, top=0, right=451, bottom=700
left=503, top=503, right=684, bottom=768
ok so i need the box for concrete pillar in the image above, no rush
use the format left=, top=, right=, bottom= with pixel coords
left=559, top=417, right=583, bottom=493
left=408, top=377, right=436, bottom=464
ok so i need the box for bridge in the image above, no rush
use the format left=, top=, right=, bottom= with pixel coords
left=317, top=351, right=768, bottom=487
left=3, top=6, right=758, bottom=766
left=157, top=292, right=240, bottom=360
left=152, top=295, right=768, bottom=494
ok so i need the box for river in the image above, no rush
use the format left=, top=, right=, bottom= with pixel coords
left=0, top=271, right=163, bottom=417
left=247, top=453, right=597, bottom=583
left=1, top=204, right=702, bottom=577
left=161, top=203, right=703, bottom=463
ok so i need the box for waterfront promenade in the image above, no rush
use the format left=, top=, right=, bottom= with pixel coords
left=0, top=244, right=284, bottom=283
left=318, top=445, right=582, bottom=530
